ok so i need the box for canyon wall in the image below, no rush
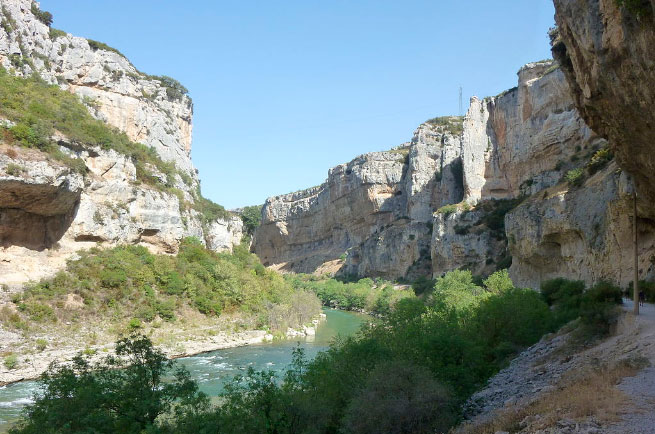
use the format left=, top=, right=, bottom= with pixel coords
left=255, top=59, right=655, bottom=288
left=254, top=120, right=463, bottom=279
left=552, top=0, right=655, bottom=218
left=0, top=0, right=242, bottom=285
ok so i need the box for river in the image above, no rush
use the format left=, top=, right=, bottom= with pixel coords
left=0, top=308, right=369, bottom=431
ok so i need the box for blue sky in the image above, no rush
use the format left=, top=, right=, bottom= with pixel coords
left=40, top=1, right=556, bottom=209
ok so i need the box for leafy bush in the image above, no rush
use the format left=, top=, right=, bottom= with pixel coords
left=240, top=205, right=262, bottom=236
left=4, top=239, right=320, bottom=333
left=411, top=275, right=436, bottom=296
left=565, top=168, right=585, bottom=187
left=541, top=278, right=622, bottom=335
left=341, top=361, right=457, bottom=434
left=30, top=3, right=53, bottom=26
left=483, top=269, right=514, bottom=293
left=3, top=353, right=18, bottom=370
left=10, top=335, right=208, bottom=433
left=587, top=147, right=613, bottom=174
left=579, top=281, right=623, bottom=335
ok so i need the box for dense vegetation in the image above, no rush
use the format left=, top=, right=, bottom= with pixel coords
left=10, top=271, right=623, bottom=433
left=1, top=239, right=320, bottom=335
left=286, top=274, right=415, bottom=315
left=239, top=205, right=263, bottom=236
left=10, top=335, right=208, bottom=434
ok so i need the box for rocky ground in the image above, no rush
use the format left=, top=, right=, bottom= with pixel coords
left=0, top=313, right=324, bottom=386
left=456, top=300, right=655, bottom=433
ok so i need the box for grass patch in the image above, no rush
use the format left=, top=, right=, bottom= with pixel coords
left=86, top=39, right=125, bottom=58
left=437, top=203, right=459, bottom=216
left=425, top=115, right=464, bottom=135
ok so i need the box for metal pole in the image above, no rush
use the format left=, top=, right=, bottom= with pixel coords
left=633, top=190, right=639, bottom=315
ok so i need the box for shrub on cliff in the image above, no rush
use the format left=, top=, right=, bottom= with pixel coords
left=565, top=168, right=585, bottom=187
left=30, top=2, right=53, bottom=27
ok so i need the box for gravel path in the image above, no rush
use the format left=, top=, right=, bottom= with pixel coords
left=606, top=300, right=655, bottom=434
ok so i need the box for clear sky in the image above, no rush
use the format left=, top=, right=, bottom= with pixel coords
left=40, top=0, right=556, bottom=209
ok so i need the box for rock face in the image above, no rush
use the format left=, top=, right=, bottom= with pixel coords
left=0, top=0, right=195, bottom=181
left=0, top=1, right=242, bottom=285
left=551, top=0, right=655, bottom=219
left=507, top=163, right=655, bottom=289
left=255, top=58, right=655, bottom=288
left=461, top=62, right=601, bottom=204
left=254, top=121, right=463, bottom=279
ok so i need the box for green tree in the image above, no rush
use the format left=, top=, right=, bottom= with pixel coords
left=10, top=335, right=208, bottom=434
left=240, top=205, right=263, bottom=236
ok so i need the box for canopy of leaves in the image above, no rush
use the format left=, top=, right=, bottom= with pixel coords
left=10, top=335, right=208, bottom=434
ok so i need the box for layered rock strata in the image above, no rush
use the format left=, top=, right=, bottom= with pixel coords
left=0, top=0, right=196, bottom=181
left=0, top=1, right=242, bottom=285
left=256, top=59, right=655, bottom=288
left=254, top=121, right=463, bottom=279
left=551, top=0, right=655, bottom=218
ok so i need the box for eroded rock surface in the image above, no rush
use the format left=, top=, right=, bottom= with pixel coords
left=0, top=0, right=196, bottom=182
left=255, top=58, right=655, bottom=288
left=254, top=122, right=462, bottom=279
left=552, top=0, right=655, bottom=218
left=0, top=2, right=242, bottom=285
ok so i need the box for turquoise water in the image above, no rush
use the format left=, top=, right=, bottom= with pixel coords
left=0, top=309, right=368, bottom=430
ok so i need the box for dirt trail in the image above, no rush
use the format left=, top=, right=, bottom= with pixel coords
left=607, top=300, right=655, bottom=434
left=456, top=300, right=655, bottom=433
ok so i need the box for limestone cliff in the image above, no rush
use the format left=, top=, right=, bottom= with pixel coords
left=0, top=1, right=242, bottom=285
left=551, top=0, right=655, bottom=218
left=254, top=120, right=463, bottom=279
left=0, top=0, right=195, bottom=181
left=255, top=58, right=655, bottom=289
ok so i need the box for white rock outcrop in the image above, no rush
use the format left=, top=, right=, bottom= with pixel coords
left=254, top=121, right=462, bottom=279
left=255, top=60, right=655, bottom=289
left=0, top=1, right=242, bottom=285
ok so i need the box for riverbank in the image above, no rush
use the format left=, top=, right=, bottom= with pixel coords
left=0, top=312, right=326, bottom=387
left=0, top=308, right=365, bottom=431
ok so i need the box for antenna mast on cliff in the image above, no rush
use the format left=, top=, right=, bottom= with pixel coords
left=459, top=86, right=463, bottom=116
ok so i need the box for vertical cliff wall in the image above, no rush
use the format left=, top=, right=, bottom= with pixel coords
left=551, top=0, right=655, bottom=219
left=254, top=57, right=655, bottom=288
left=254, top=120, right=463, bottom=279
left=0, top=1, right=242, bottom=285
